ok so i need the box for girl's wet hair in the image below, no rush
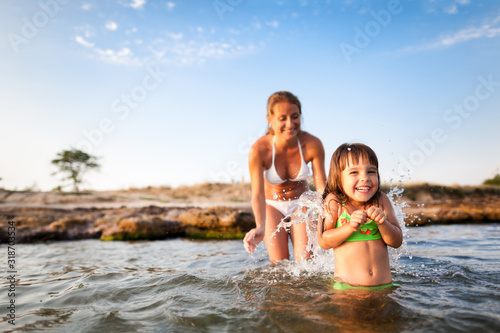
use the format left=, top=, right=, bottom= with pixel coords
left=266, top=91, right=302, bottom=135
left=323, top=143, right=381, bottom=207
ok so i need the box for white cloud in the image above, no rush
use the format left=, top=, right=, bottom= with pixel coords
left=400, top=16, right=500, bottom=52
left=266, top=21, right=279, bottom=28
left=81, top=2, right=92, bottom=10
left=75, top=24, right=96, bottom=38
left=166, top=2, right=175, bottom=11
left=129, top=0, right=146, bottom=10
left=165, top=32, right=183, bottom=40
left=75, top=36, right=94, bottom=48
left=106, top=21, right=118, bottom=31
left=146, top=38, right=262, bottom=66
left=95, top=47, right=139, bottom=65
left=444, top=5, right=458, bottom=15
left=252, top=22, right=262, bottom=29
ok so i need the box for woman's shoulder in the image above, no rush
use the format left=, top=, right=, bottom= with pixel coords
left=300, top=131, right=324, bottom=150
left=299, top=131, right=322, bottom=144
left=249, top=135, right=273, bottom=158
left=252, top=134, right=272, bottom=147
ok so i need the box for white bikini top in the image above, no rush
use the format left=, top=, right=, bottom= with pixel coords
left=264, top=136, right=310, bottom=185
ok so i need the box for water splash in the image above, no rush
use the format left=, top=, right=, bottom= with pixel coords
left=269, top=190, right=334, bottom=276
left=268, top=187, right=412, bottom=277
left=387, top=185, right=413, bottom=272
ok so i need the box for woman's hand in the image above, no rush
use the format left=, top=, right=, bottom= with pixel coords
left=243, top=227, right=265, bottom=254
left=367, top=206, right=387, bottom=225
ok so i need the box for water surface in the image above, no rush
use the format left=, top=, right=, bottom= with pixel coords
left=1, top=223, right=499, bottom=332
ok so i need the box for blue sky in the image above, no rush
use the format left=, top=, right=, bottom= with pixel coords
left=1, top=0, right=499, bottom=191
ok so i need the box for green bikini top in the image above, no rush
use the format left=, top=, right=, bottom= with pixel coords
left=335, top=207, right=382, bottom=242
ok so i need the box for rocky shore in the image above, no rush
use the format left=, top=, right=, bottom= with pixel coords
left=1, top=183, right=499, bottom=243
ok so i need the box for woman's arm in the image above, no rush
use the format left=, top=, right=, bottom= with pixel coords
left=367, top=193, right=403, bottom=248
left=306, top=134, right=327, bottom=193
left=243, top=144, right=266, bottom=254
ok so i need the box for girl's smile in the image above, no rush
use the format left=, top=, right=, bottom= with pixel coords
left=342, top=158, right=379, bottom=206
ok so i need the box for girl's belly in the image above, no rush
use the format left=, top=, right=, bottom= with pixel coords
left=333, top=239, right=392, bottom=286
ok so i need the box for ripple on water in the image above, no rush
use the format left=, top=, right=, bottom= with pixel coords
left=1, top=220, right=499, bottom=332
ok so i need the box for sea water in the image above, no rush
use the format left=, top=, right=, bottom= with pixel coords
left=1, top=194, right=499, bottom=332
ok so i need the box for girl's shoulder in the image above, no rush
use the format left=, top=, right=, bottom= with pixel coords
left=377, top=192, right=392, bottom=210
left=323, top=193, right=343, bottom=219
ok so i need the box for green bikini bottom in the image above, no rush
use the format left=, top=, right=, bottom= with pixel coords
left=333, top=280, right=399, bottom=291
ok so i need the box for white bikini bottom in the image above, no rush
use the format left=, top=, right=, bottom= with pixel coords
left=265, top=199, right=300, bottom=217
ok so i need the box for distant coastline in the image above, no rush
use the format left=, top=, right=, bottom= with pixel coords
left=1, top=183, right=499, bottom=243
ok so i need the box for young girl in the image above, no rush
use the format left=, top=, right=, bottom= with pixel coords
left=317, top=143, right=402, bottom=290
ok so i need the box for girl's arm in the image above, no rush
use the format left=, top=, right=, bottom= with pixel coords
left=308, top=136, right=326, bottom=194
left=367, top=193, right=403, bottom=248
left=317, top=197, right=359, bottom=249
left=243, top=144, right=266, bottom=254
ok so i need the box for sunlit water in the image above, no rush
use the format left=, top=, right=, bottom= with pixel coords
left=1, top=223, right=499, bottom=332
left=1, top=190, right=499, bottom=332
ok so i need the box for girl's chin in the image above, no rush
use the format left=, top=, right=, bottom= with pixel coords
left=351, top=192, right=374, bottom=202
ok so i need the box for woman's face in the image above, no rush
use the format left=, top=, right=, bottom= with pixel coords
left=267, top=102, right=301, bottom=139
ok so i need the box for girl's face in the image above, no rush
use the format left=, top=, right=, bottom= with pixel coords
left=341, top=157, right=379, bottom=206
left=267, top=102, right=301, bottom=139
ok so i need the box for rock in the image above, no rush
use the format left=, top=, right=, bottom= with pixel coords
left=100, top=216, right=184, bottom=241
left=178, top=206, right=254, bottom=239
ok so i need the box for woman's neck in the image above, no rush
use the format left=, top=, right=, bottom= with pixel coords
left=274, top=132, right=301, bottom=148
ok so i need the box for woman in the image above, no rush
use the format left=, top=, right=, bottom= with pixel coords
left=243, top=91, right=326, bottom=262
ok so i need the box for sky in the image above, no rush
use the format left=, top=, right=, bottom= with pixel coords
left=1, top=0, right=499, bottom=192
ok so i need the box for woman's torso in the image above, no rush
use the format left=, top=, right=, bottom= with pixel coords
left=260, top=133, right=311, bottom=201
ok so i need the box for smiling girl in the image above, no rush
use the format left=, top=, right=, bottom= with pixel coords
left=317, top=143, right=402, bottom=289
left=243, top=91, right=326, bottom=262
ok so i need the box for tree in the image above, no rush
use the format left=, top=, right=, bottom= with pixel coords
left=483, top=174, right=500, bottom=186
left=51, top=149, right=100, bottom=192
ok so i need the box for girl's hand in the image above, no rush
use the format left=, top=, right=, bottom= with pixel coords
left=349, top=210, right=367, bottom=230
left=243, top=227, right=265, bottom=254
left=367, top=206, right=387, bottom=225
